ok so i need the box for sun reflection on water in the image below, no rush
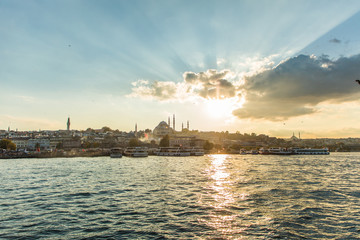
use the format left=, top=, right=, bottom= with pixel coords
left=198, top=154, right=245, bottom=238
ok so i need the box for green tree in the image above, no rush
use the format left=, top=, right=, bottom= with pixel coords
left=150, top=140, right=157, bottom=147
left=203, top=140, right=214, bottom=151
left=129, top=138, right=140, bottom=147
left=0, top=139, right=16, bottom=150
left=102, top=126, right=112, bottom=133
left=159, top=135, right=170, bottom=147
left=35, top=142, right=41, bottom=150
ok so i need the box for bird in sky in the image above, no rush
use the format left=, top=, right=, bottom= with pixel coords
left=356, top=80, right=360, bottom=85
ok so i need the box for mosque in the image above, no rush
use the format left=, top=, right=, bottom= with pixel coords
left=152, top=114, right=190, bottom=138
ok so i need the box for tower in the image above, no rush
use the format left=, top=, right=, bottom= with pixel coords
left=135, top=123, right=138, bottom=134
left=187, top=120, right=189, bottom=130
left=173, top=114, right=175, bottom=131
left=67, top=117, right=70, bottom=131
left=182, top=122, right=184, bottom=131
left=168, top=116, right=170, bottom=126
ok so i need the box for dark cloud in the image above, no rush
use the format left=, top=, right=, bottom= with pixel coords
left=198, top=79, right=237, bottom=99
left=234, top=54, right=360, bottom=121
left=329, top=38, right=341, bottom=43
left=184, top=69, right=236, bottom=99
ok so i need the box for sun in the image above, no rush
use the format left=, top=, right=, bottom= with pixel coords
left=205, top=98, right=242, bottom=119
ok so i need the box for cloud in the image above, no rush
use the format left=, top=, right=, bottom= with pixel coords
left=183, top=70, right=236, bottom=99
left=128, top=80, right=178, bottom=101
left=234, top=54, right=360, bottom=121
left=129, top=54, right=360, bottom=122
left=129, top=69, right=237, bottom=101
left=329, top=38, right=341, bottom=43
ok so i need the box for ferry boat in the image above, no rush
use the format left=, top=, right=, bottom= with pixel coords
left=110, top=148, right=122, bottom=158
left=259, top=148, right=270, bottom=155
left=268, top=147, right=293, bottom=155
left=292, top=148, right=330, bottom=155
left=156, top=147, right=191, bottom=156
left=123, top=147, right=148, bottom=157
left=189, top=147, right=205, bottom=156
left=240, top=149, right=247, bottom=155
left=248, top=150, right=259, bottom=155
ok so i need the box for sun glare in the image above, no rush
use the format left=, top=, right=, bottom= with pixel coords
left=205, top=98, right=242, bottom=119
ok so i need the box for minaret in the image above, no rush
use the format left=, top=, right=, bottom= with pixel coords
left=187, top=120, right=189, bottom=130
left=173, top=114, right=175, bottom=131
left=67, top=117, right=70, bottom=131
left=135, top=123, right=138, bottom=134
left=168, top=116, right=170, bottom=126
left=182, top=122, right=184, bottom=131
left=299, top=132, right=301, bottom=139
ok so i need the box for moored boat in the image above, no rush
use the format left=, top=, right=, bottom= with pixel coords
left=123, top=147, right=148, bottom=157
left=292, top=148, right=330, bottom=155
left=268, top=147, right=293, bottom=155
left=189, top=147, right=205, bottom=156
left=259, top=148, right=270, bottom=155
left=110, top=148, right=122, bottom=158
left=156, top=147, right=191, bottom=156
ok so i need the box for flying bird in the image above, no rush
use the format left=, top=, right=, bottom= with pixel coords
left=356, top=80, right=360, bottom=85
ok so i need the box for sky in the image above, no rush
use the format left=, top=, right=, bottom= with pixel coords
left=1, top=0, right=360, bottom=138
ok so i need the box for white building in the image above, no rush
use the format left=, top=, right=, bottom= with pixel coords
left=11, top=137, right=30, bottom=150
left=27, top=138, right=50, bottom=150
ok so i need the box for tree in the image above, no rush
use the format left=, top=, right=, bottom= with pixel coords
left=35, top=143, right=41, bottom=150
left=129, top=138, right=140, bottom=147
left=85, top=128, right=94, bottom=133
left=0, top=139, right=16, bottom=150
left=150, top=140, right=157, bottom=147
left=101, top=126, right=112, bottom=133
left=159, top=135, right=170, bottom=147
left=203, top=140, right=214, bottom=151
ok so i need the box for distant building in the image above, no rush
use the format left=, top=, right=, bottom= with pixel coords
left=153, top=121, right=174, bottom=138
left=169, top=136, right=205, bottom=148
left=67, top=117, right=70, bottom=131
left=11, top=137, right=30, bottom=150
left=27, top=138, right=50, bottom=150
left=63, top=139, right=81, bottom=149
left=290, top=132, right=299, bottom=142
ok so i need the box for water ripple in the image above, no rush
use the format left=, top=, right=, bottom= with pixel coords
left=1, top=153, right=360, bottom=239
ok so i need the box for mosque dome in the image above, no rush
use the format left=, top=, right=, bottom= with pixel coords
left=153, top=121, right=174, bottom=137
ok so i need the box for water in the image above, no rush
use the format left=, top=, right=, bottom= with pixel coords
left=1, top=153, right=360, bottom=239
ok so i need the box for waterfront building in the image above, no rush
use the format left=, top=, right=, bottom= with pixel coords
left=27, top=138, right=50, bottom=150
left=63, top=139, right=81, bottom=149
left=169, top=136, right=205, bottom=148
left=11, top=137, right=30, bottom=150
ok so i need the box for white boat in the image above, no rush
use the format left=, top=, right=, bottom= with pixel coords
left=110, top=148, right=122, bottom=158
left=123, top=147, right=148, bottom=157
left=259, top=148, right=270, bottom=155
left=156, top=147, right=191, bottom=156
left=268, top=147, right=293, bottom=155
left=240, top=149, right=247, bottom=155
left=189, top=147, right=205, bottom=156
left=292, top=148, right=330, bottom=155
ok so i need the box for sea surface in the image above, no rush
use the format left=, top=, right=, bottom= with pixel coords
left=1, top=153, right=360, bottom=239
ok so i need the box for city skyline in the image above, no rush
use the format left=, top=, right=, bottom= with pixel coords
left=2, top=0, right=360, bottom=138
